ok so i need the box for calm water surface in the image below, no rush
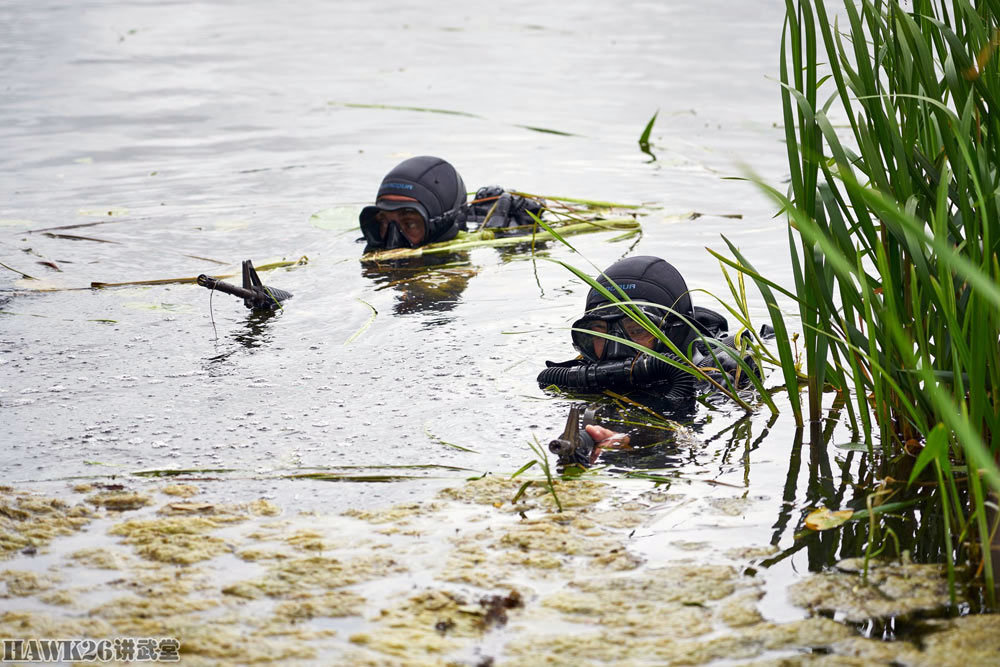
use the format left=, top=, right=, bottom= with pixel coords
left=1, top=0, right=859, bottom=624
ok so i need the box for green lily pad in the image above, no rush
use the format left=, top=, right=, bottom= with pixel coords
left=310, top=206, right=361, bottom=231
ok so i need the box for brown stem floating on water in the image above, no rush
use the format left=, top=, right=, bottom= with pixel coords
left=88, top=257, right=309, bottom=289
left=28, top=218, right=137, bottom=233
left=42, top=232, right=118, bottom=243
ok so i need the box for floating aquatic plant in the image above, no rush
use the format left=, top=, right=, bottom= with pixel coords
left=328, top=101, right=581, bottom=136
left=639, top=109, right=659, bottom=161
left=359, top=192, right=644, bottom=262
left=511, top=436, right=564, bottom=512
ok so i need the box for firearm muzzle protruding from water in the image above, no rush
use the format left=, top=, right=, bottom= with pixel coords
left=548, top=404, right=598, bottom=466
left=197, top=259, right=292, bottom=311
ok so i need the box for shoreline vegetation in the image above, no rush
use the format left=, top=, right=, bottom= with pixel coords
left=715, top=0, right=1000, bottom=606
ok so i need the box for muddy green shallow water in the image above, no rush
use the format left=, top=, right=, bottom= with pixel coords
left=2, top=0, right=998, bottom=664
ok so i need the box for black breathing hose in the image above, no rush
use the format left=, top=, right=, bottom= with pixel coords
left=537, top=353, right=692, bottom=392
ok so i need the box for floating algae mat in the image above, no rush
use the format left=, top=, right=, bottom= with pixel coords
left=1, top=479, right=999, bottom=665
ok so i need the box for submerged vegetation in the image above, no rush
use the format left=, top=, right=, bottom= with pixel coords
left=711, top=0, right=1000, bottom=603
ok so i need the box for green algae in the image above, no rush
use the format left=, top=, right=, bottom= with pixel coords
left=37, top=588, right=78, bottom=607
left=715, top=590, right=766, bottom=628
left=0, top=479, right=991, bottom=666
left=0, top=492, right=94, bottom=558
left=440, top=544, right=506, bottom=588
left=69, top=546, right=130, bottom=570
left=350, top=588, right=524, bottom=658
left=0, top=611, right=114, bottom=640
left=109, top=516, right=237, bottom=565
left=86, top=491, right=152, bottom=511
left=543, top=565, right=743, bottom=624
left=902, top=614, right=1000, bottom=665
left=706, top=496, right=754, bottom=517
left=725, top=544, right=780, bottom=561
left=160, top=484, right=200, bottom=497
left=273, top=590, right=366, bottom=620
left=248, top=498, right=281, bottom=516
left=345, top=502, right=446, bottom=524
left=494, top=515, right=641, bottom=571
left=285, top=529, right=329, bottom=551
left=0, top=569, right=60, bottom=597
left=440, top=474, right=606, bottom=511
left=236, top=547, right=292, bottom=562
left=222, top=554, right=405, bottom=599
left=503, top=617, right=855, bottom=666
left=788, top=559, right=962, bottom=622
left=90, top=594, right=219, bottom=633
left=585, top=507, right=647, bottom=529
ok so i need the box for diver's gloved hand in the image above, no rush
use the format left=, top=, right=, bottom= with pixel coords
left=696, top=334, right=762, bottom=388
left=469, top=186, right=545, bottom=229
left=586, top=424, right=630, bottom=451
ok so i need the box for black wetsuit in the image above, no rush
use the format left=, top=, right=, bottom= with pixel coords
left=535, top=255, right=766, bottom=467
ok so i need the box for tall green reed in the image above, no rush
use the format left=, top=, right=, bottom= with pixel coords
left=717, top=0, right=1000, bottom=602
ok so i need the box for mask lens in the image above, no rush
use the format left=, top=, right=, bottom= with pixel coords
left=571, top=319, right=608, bottom=360
left=376, top=209, right=425, bottom=245
left=621, top=318, right=650, bottom=343
left=572, top=309, right=672, bottom=361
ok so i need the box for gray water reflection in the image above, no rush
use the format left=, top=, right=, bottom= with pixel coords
left=0, top=0, right=857, bottom=623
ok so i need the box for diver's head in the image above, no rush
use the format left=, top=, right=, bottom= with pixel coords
left=572, top=255, right=696, bottom=362
left=359, top=156, right=467, bottom=250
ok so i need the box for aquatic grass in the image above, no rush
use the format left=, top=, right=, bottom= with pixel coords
left=639, top=109, right=659, bottom=161
left=133, top=468, right=238, bottom=477
left=330, top=101, right=581, bottom=137
left=510, top=193, right=641, bottom=210
left=344, top=298, right=377, bottom=345
left=721, top=0, right=1000, bottom=602
left=358, top=192, right=644, bottom=262
left=511, top=436, right=564, bottom=512
left=0, top=261, right=37, bottom=280
left=331, top=102, right=482, bottom=118
left=423, top=423, right=479, bottom=454
left=361, top=219, right=640, bottom=262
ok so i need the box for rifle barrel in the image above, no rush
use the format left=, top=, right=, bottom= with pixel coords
left=197, top=274, right=257, bottom=301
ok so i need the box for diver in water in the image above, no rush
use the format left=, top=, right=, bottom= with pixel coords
left=537, top=255, right=759, bottom=464
left=358, top=156, right=544, bottom=252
